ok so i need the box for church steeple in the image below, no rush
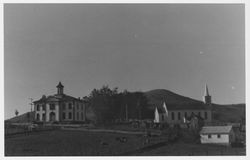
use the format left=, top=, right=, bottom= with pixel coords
left=56, top=82, right=64, bottom=95
left=205, top=84, right=209, bottom=96
left=203, top=84, right=212, bottom=105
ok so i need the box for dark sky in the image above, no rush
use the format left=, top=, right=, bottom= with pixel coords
left=4, top=4, right=245, bottom=119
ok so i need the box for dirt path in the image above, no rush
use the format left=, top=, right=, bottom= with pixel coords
left=61, top=127, right=161, bottom=136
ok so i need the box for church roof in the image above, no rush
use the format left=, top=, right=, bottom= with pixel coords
left=156, top=106, right=166, bottom=114
left=155, top=101, right=167, bottom=114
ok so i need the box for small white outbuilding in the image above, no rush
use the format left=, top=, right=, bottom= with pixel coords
left=200, top=126, right=235, bottom=146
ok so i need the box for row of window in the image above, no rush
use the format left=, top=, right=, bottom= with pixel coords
left=36, top=103, right=84, bottom=111
left=36, top=104, right=55, bottom=111
left=37, top=112, right=84, bottom=121
left=36, top=112, right=56, bottom=121
left=170, top=111, right=208, bottom=121
left=62, top=112, right=84, bottom=120
left=62, top=103, right=84, bottom=110
left=36, top=113, right=46, bottom=121
left=208, top=134, right=221, bottom=138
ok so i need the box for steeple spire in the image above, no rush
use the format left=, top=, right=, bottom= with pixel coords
left=203, top=84, right=212, bottom=105
left=205, top=84, right=209, bottom=96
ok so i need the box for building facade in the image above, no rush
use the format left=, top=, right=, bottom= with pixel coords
left=200, top=126, right=236, bottom=145
left=33, top=82, right=86, bottom=122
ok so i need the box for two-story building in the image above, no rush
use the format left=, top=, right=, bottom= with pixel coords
left=33, top=82, right=86, bottom=123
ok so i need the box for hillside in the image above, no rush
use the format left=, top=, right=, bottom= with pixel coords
left=5, top=89, right=245, bottom=124
left=5, top=112, right=35, bottom=124
left=144, top=89, right=245, bottom=123
left=212, top=104, right=245, bottom=123
left=144, top=89, right=204, bottom=110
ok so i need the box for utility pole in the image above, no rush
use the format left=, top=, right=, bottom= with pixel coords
left=29, top=98, right=33, bottom=112
left=125, top=104, right=128, bottom=122
left=29, top=98, right=33, bottom=122
left=137, top=99, right=141, bottom=120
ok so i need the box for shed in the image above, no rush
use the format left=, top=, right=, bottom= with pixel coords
left=200, top=126, right=235, bottom=145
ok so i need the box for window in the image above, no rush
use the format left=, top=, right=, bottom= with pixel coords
left=205, top=112, right=208, bottom=119
left=62, top=103, right=66, bottom=110
left=184, top=112, right=187, bottom=117
left=77, top=103, right=79, bottom=110
left=162, top=115, right=164, bottom=121
left=81, top=112, right=84, bottom=120
left=36, top=114, right=40, bottom=121
left=178, top=112, right=181, bottom=120
left=217, top=134, right=221, bottom=138
left=50, top=104, right=55, bottom=110
left=42, top=104, right=46, bottom=111
left=36, top=105, right=40, bottom=111
left=77, top=112, right=79, bottom=120
left=208, top=134, right=211, bottom=138
left=62, top=112, right=66, bottom=120
left=68, top=103, right=72, bottom=109
left=42, top=113, right=45, bottom=121
left=81, top=104, right=83, bottom=110
left=68, top=112, right=72, bottom=119
left=171, top=112, right=175, bottom=120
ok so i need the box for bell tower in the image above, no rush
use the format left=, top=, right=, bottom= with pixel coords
left=56, top=82, right=64, bottom=95
left=203, top=84, right=212, bottom=105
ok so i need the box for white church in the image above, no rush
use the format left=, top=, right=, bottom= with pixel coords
left=154, top=84, right=212, bottom=126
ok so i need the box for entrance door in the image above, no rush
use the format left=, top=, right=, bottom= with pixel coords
left=49, top=112, right=56, bottom=121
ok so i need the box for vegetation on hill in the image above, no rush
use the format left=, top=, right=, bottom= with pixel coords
left=6, top=88, right=245, bottom=124
left=212, top=104, right=245, bottom=123
left=144, top=89, right=245, bottom=123
left=5, top=111, right=35, bottom=123
left=145, top=89, right=202, bottom=106
left=84, top=85, right=151, bottom=123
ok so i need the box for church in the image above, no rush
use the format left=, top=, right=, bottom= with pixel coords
left=33, top=82, right=86, bottom=123
left=154, top=84, right=212, bottom=126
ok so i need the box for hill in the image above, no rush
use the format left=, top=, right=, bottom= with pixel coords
left=5, top=89, right=245, bottom=124
left=144, top=89, right=204, bottom=110
left=5, top=112, right=35, bottom=124
left=212, top=104, right=245, bottom=123
left=143, top=89, right=245, bottom=123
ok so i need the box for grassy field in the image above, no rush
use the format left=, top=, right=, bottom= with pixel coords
left=5, top=129, right=164, bottom=156
left=5, top=129, right=245, bottom=156
left=130, top=142, right=246, bottom=156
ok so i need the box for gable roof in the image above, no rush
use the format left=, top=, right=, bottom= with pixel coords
left=155, top=101, right=167, bottom=114
left=156, top=106, right=166, bottom=114
left=200, top=126, right=233, bottom=134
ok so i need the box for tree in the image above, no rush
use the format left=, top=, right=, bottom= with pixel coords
left=86, top=85, right=119, bottom=123
left=15, top=109, right=19, bottom=116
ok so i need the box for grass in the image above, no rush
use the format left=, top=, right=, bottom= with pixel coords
left=5, top=129, right=246, bottom=156
left=132, top=142, right=246, bottom=156
left=5, top=129, right=158, bottom=156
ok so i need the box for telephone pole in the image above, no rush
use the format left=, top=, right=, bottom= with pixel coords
left=29, top=98, right=33, bottom=112
left=125, top=104, right=128, bottom=122
left=29, top=98, right=33, bottom=122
